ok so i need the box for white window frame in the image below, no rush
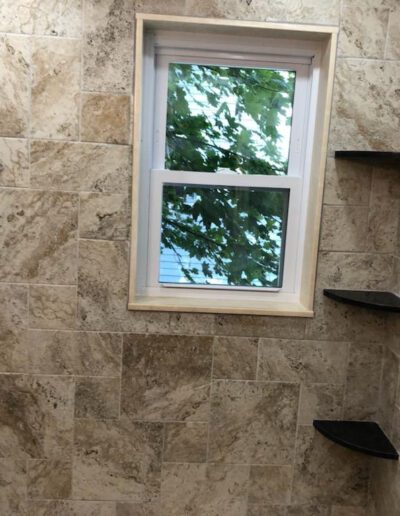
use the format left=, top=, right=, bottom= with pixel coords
left=129, top=14, right=338, bottom=317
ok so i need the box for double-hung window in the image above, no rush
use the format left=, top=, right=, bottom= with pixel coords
left=129, top=15, right=338, bottom=316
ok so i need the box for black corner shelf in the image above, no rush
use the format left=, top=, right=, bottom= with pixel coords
left=323, top=289, right=400, bottom=313
left=335, top=150, right=400, bottom=169
left=313, top=420, right=399, bottom=460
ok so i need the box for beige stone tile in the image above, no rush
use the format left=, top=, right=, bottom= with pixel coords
left=298, top=383, right=344, bottom=426
left=292, top=427, right=369, bottom=505
left=331, top=506, right=368, bottom=516
left=366, top=196, right=399, bottom=253
left=160, top=462, right=249, bottom=516
left=391, top=405, right=400, bottom=450
left=286, top=506, right=330, bottom=516
left=0, top=284, right=28, bottom=371
left=0, top=458, right=27, bottom=515
left=74, top=376, right=120, bottom=419
left=73, top=332, right=122, bottom=376
left=29, top=500, right=117, bottom=516
left=257, top=339, right=348, bottom=384
left=249, top=465, right=292, bottom=505
left=27, top=458, right=72, bottom=499
left=0, top=190, right=78, bottom=284
left=371, top=168, right=400, bottom=200
left=0, top=374, right=74, bottom=459
left=121, top=334, right=212, bottom=421
left=163, top=422, right=208, bottom=463
left=247, top=505, right=287, bottom=516
left=369, top=459, right=400, bottom=516
left=330, top=60, right=400, bottom=152
left=215, top=314, right=306, bottom=339
left=305, top=289, right=387, bottom=342
left=320, top=206, right=369, bottom=252
left=323, top=159, right=372, bottom=206
left=136, top=0, right=188, bottom=16
left=29, top=285, right=77, bottom=330
left=73, top=418, right=162, bottom=502
left=0, top=137, right=29, bottom=187
left=213, top=336, right=258, bottom=380
left=0, top=0, right=81, bottom=36
left=168, top=312, right=215, bottom=335
left=316, top=252, right=393, bottom=291
left=83, top=0, right=133, bottom=93
left=386, top=7, right=400, bottom=59
left=378, top=348, right=399, bottom=435
left=208, top=380, right=299, bottom=464
left=81, top=93, right=130, bottom=144
left=31, top=38, right=80, bottom=140
left=344, top=342, right=383, bottom=421
left=30, top=140, right=131, bottom=192
left=79, top=192, right=130, bottom=240
left=116, top=501, right=160, bottom=516
left=339, top=1, right=390, bottom=58
left=0, top=35, right=30, bottom=138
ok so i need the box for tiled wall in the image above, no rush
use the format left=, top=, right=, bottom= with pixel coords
left=0, top=1, right=399, bottom=515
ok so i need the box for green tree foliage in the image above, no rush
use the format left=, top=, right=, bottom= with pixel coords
left=160, top=63, right=295, bottom=287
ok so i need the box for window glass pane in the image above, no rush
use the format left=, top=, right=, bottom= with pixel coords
left=159, top=184, right=289, bottom=288
left=165, top=63, right=295, bottom=175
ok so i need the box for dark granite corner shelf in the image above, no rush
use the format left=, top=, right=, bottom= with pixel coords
left=335, top=150, right=400, bottom=169
left=323, top=289, right=400, bottom=313
left=313, top=420, right=399, bottom=460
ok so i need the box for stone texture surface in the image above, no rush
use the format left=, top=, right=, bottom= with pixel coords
left=0, top=0, right=399, bottom=514
left=31, top=38, right=80, bottom=140
left=0, top=35, right=30, bottom=137
left=79, top=192, right=130, bottom=240
left=121, top=334, right=212, bottom=421
left=29, top=285, right=77, bottom=330
left=81, top=93, right=130, bottom=144
left=0, top=137, right=29, bottom=187
left=30, top=140, right=131, bottom=192
left=0, top=190, right=78, bottom=284
left=83, top=0, right=133, bottom=93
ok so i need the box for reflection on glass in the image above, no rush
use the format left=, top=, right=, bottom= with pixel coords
left=165, top=63, right=296, bottom=175
left=159, top=184, right=289, bottom=287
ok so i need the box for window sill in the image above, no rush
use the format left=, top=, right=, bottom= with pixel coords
left=128, top=296, right=314, bottom=317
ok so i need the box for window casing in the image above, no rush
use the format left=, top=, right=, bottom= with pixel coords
left=129, top=15, right=338, bottom=316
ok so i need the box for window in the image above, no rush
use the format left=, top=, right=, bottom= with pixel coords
left=129, top=15, right=338, bottom=316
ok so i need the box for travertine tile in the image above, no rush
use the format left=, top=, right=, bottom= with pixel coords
left=298, top=383, right=344, bottom=426
left=160, top=462, right=249, bottom=516
left=339, top=1, right=390, bottom=58
left=215, top=314, right=306, bottom=339
left=249, top=465, right=292, bottom=505
left=73, top=332, right=122, bottom=376
left=27, top=459, right=72, bottom=499
left=305, top=289, right=387, bottom=342
left=30, top=140, right=131, bottom=192
left=331, top=506, right=368, bottom=516
left=29, top=285, right=77, bottom=330
left=292, top=427, right=369, bottom=505
left=168, top=312, right=216, bottom=336
left=0, top=374, right=74, bottom=459
left=286, top=505, right=330, bottom=516
left=367, top=196, right=399, bottom=253
left=247, top=505, right=287, bottom=516
left=378, top=348, right=399, bottom=434
left=79, top=192, right=130, bottom=240
left=0, top=138, right=29, bottom=187
left=29, top=500, right=117, bottom=516
left=135, top=0, right=188, bottom=16
left=391, top=405, right=400, bottom=450
left=73, top=418, right=163, bottom=502
left=316, top=252, right=393, bottom=291
left=0, top=190, right=78, bottom=284
left=257, top=339, right=348, bottom=384
left=83, top=0, right=133, bottom=93
left=78, top=240, right=171, bottom=332
left=344, top=341, right=383, bottom=420
left=0, top=35, right=30, bottom=137
left=31, top=38, right=80, bottom=140
left=163, top=422, right=208, bottom=462
left=0, top=0, right=81, bottom=36
left=320, top=205, right=369, bottom=252
left=323, top=159, right=372, bottom=206
left=0, top=458, right=27, bottom=515
left=75, top=376, right=120, bottom=419
left=209, top=380, right=299, bottom=464
left=386, top=6, right=400, bottom=59
left=0, top=284, right=28, bottom=371
left=81, top=93, right=130, bottom=144
left=116, top=501, right=160, bottom=516
left=121, top=334, right=212, bottom=421
left=369, top=459, right=400, bottom=516
left=330, top=60, right=400, bottom=152
left=213, top=336, right=258, bottom=379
